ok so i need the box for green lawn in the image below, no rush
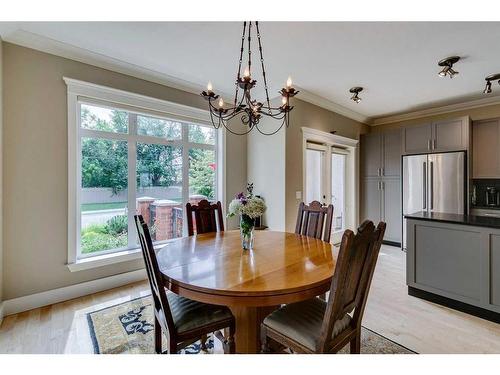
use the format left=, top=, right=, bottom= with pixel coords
left=81, top=202, right=127, bottom=212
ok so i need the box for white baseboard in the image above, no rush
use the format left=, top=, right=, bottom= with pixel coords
left=2, top=269, right=147, bottom=316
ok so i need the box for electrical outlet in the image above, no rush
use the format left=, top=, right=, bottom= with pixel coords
left=296, top=191, right=302, bottom=200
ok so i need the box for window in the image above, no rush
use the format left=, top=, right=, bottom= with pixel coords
left=66, top=78, right=220, bottom=264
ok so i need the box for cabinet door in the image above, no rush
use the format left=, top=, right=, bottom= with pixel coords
left=402, top=123, right=432, bottom=154
left=382, top=178, right=401, bottom=243
left=382, top=129, right=402, bottom=177
left=361, top=133, right=382, bottom=178
left=472, top=119, right=500, bottom=178
left=361, top=179, right=382, bottom=223
left=432, top=117, right=468, bottom=152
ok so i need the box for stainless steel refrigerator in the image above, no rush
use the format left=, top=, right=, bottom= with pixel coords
left=402, top=151, right=466, bottom=249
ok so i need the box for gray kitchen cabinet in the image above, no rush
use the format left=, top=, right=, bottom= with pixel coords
left=361, top=129, right=401, bottom=178
left=361, top=178, right=401, bottom=244
left=402, top=116, right=470, bottom=155
left=402, top=123, right=432, bottom=154
left=472, top=118, right=500, bottom=178
left=432, top=117, right=469, bottom=152
left=360, top=133, right=382, bottom=178
left=382, top=179, right=402, bottom=243
left=382, top=129, right=402, bottom=177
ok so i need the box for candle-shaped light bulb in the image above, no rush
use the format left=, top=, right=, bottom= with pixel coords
left=286, top=76, right=293, bottom=89
left=243, top=66, right=250, bottom=78
left=207, top=81, right=213, bottom=93
left=282, top=96, right=287, bottom=106
left=218, top=98, right=224, bottom=108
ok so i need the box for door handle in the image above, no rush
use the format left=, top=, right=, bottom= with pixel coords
left=423, top=162, right=427, bottom=210
left=430, top=161, right=434, bottom=210
left=427, top=139, right=431, bottom=151
left=433, top=139, right=436, bottom=150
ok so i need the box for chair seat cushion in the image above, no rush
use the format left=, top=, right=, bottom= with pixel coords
left=165, top=292, right=233, bottom=334
left=263, top=297, right=351, bottom=351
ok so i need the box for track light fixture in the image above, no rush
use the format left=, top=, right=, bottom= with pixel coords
left=483, top=73, right=500, bottom=95
left=438, top=56, right=460, bottom=78
left=349, top=87, right=363, bottom=103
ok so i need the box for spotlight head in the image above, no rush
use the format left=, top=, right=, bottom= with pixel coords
left=438, top=56, right=460, bottom=78
left=484, top=81, right=492, bottom=94
left=349, top=87, right=363, bottom=103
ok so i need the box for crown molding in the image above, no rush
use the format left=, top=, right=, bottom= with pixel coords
left=294, top=86, right=371, bottom=124
left=371, top=95, right=500, bottom=126
left=2, top=29, right=234, bottom=100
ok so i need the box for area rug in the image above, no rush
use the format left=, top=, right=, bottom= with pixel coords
left=87, top=296, right=416, bottom=354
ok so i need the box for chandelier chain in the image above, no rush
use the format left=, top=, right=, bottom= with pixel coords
left=256, top=21, right=271, bottom=112
left=234, top=21, right=247, bottom=107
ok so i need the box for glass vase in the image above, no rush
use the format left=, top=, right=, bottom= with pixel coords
left=240, top=214, right=255, bottom=251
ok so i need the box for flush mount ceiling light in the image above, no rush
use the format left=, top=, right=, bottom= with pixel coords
left=349, top=87, right=363, bottom=103
left=483, top=73, right=500, bottom=94
left=438, top=56, right=460, bottom=78
left=201, top=21, right=298, bottom=136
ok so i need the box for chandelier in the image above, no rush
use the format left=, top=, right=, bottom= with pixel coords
left=201, top=21, right=299, bottom=135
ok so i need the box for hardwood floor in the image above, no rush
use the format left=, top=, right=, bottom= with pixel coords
left=0, top=244, right=499, bottom=353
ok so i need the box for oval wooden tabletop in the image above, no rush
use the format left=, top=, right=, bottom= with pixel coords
left=157, top=230, right=337, bottom=306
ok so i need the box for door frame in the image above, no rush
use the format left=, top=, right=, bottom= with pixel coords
left=301, top=127, right=359, bottom=242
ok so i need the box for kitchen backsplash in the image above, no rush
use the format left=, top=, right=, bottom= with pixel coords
left=471, top=179, right=500, bottom=208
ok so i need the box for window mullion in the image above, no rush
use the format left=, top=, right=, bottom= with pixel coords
left=181, top=125, right=189, bottom=237
left=128, top=113, right=138, bottom=248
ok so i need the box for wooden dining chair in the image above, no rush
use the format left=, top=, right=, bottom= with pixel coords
left=134, top=215, right=236, bottom=354
left=261, top=220, right=386, bottom=354
left=295, top=201, right=334, bottom=243
left=186, top=199, right=224, bottom=236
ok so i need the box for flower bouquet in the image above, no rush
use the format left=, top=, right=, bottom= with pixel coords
left=227, top=183, right=266, bottom=250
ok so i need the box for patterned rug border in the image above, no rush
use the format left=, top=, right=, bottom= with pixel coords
left=86, top=295, right=418, bottom=354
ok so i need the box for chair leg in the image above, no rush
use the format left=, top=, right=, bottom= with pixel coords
left=154, top=317, right=162, bottom=354
left=226, top=324, right=236, bottom=354
left=350, top=331, right=361, bottom=354
left=168, top=339, right=178, bottom=354
left=200, top=334, right=208, bottom=350
left=260, top=325, right=270, bottom=353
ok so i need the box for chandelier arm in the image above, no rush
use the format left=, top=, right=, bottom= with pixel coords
left=234, top=22, right=247, bottom=107
left=255, top=21, right=271, bottom=112
left=220, top=117, right=256, bottom=136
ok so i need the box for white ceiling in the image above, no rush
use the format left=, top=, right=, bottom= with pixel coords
left=1, top=22, right=500, bottom=121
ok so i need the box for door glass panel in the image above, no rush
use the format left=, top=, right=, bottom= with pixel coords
left=306, top=149, right=323, bottom=203
left=136, top=143, right=183, bottom=242
left=331, top=153, right=346, bottom=233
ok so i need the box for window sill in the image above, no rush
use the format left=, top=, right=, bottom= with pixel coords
left=67, top=248, right=143, bottom=272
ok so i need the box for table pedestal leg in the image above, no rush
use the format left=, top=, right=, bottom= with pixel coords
left=229, top=305, right=278, bottom=354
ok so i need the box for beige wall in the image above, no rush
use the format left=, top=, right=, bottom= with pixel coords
left=247, top=102, right=286, bottom=231
left=285, top=99, right=369, bottom=231
left=370, top=104, right=500, bottom=132
left=2, top=43, right=246, bottom=300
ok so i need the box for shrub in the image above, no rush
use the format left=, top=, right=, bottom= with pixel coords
left=106, top=215, right=128, bottom=235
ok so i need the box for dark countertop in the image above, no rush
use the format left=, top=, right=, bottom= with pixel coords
left=404, top=211, right=500, bottom=230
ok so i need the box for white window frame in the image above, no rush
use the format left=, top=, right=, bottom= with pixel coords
left=65, top=77, right=223, bottom=270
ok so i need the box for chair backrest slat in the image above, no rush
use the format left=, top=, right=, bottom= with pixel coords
left=186, top=200, right=224, bottom=236
left=134, top=215, right=176, bottom=333
left=319, top=220, right=386, bottom=351
left=295, top=201, right=334, bottom=243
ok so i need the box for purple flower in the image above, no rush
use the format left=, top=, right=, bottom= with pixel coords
left=236, top=192, right=245, bottom=200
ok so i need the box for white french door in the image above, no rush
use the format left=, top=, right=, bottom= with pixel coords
left=305, top=143, right=348, bottom=244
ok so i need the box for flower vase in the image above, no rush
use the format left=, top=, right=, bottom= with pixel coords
left=240, top=214, right=255, bottom=250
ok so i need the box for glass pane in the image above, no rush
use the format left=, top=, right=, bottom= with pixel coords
left=137, top=114, right=182, bottom=140
left=136, top=143, right=183, bottom=242
left=189, top=149, right=216, bottom=201
left=80, top=103, right=128, bottom=133
left=80, top=137, right=128, bottom=255
left=331, top=153, right=346, bottom=233
left=306, top=149, right=323, bottom=203
left=188, top=124, right=215, bottom=145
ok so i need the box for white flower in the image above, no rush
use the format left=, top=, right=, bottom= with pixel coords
left=227, top=196, right=267, bottom=219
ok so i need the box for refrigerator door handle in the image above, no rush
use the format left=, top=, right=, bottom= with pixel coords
left=423, top=162, right=427, bottom=210
left=430, top=161, right=434, bottom=210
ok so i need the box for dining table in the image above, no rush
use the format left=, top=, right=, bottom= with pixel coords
left=156, top=230, right=337, bottom=353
